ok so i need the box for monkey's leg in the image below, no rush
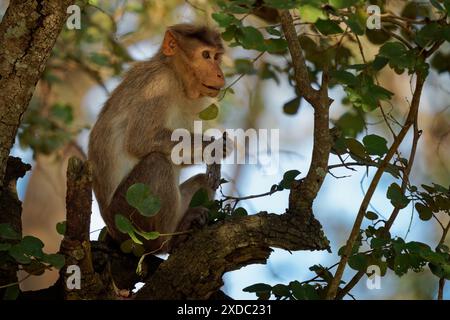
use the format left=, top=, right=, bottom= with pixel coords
left=106, top=152, right=182, bottom=252
left=179, top=174, right=215, bottom=214
left=167, top=174, right=214, bottom=252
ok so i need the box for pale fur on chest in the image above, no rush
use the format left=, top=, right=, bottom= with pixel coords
left=166, top=91, right=213, bottom=130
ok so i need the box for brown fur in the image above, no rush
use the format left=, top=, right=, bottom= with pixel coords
left=88, top=25, right=225, bottom=251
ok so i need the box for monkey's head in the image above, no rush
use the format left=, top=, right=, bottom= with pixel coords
left=161, top=24, right=225, bottom=99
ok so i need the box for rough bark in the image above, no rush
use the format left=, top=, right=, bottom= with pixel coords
left=0, top=157, right=31, bottom=297
left=0, top=0, right=75, bottom=188
left=59, top=157, right=110, bottom=299
left=136, top=212, right=329, bottom=299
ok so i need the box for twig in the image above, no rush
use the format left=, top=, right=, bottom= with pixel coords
left=219, top=52, right=265, bottom=101
left=326, top=73, right=426, bottom=300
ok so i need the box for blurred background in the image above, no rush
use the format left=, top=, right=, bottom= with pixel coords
left=1, top=0, right=449, bottom=299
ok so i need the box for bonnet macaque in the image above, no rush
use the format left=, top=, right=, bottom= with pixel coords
left=88, top=24, right=227, bottom=252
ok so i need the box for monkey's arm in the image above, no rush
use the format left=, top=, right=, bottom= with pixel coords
left=125, top=98, right=175, bottom=158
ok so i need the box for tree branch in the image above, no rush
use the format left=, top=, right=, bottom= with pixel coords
left=59, top=157, right=111, bottom=299
left=326, top=74, right=426, bottom=300
left=0, top=0, right=75, bottom=188
left=135, top=212, right=329, bottom=299
left=280, top=10, right=333, bottom=216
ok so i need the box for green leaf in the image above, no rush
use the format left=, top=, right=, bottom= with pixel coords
left=20, top=236, right=44, bottom=258
left=98, top=227, right=108, bottom=241
left=415, top=23, right=442, bottom=48
left=243, top=283, right=272, bottom=293
left=8, top=244, right=32, bottom=264
left=135, top=230, right=160, bottom=241
left=415, top=203, right=432, bottom=221
left=432, top=183, right=448, bottom=193
left=379, top=42, right=407, bottom=59
left=264, top=38, right=288, bottom=53
left=22, top=260, right=46, bottom=276
left=120, top=239, right=134, bottom=254
left=114, top=214, right=134, bottom=234
left=272, top=284, right=290, bottom=297
left=50, top=104, right=73, bottom=124
left=315, top=19, right=343, bottom=35
left=280, top=169, right=301, bottom=189
left=42, top=253, right=65, bottom=269
left=283, top=97, right=301, bottom=115
left=298, top=4, right=325, bottom=23
left=365, top=211, right=379, bottom=220
left=290, top=281, right=319, bottom=300
left=3, top=285, right=20, bottom=300
left=387, top=183, right=410, bottom=209
left=132, top=243, right=145, bottom=257
left=0, top=223, right=21, bottom=240
left=266, top=26, right=281, bottom=36
left=211, top=13, right=239, bottom=28
left=345, top=13, right=365, bottom=35
left=348, top=253, right=368, bottom=271
left=128, top=230, right=143, bottom=245
left=235, top=26, right=265, bottom=50
left=233, top=207, right=248, bottom=217
left=126, top=183, right=161, bottom=217
left=345, top=138, right=369, bottom=160
left=0, top=243, right=12, bottom=251
left=329, top=0, right=356, bottom=9
left=189, top=188, right=209, bottom=208
left=56, top=221, right=66, bottom=235
left=430, top=0, right=445, bottom=11
left=362, top=134, right=388, bottom=156
left=429, top=262, right=450, bottom=280
left=263, top=0, right=298, bottom=9
left=221, top=25, right=237, bottom=41
left=335, top=112, right=364, bottom=138
left=331, top=70, right=358, bottom=86
left=372, top=56, right=389, bottom=71
left=199, top=104, right=219, bottom=121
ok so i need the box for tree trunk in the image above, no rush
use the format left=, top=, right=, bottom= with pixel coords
left=0, top=0, right=75, bottom=188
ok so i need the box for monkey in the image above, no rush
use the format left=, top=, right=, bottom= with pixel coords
left=88, top=24, right=228, bottom=252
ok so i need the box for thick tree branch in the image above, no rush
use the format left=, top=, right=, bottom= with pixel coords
left=0, top=0, right=75, bottom=188
left=280, top=10, right=333, bottom=216
left=135, top=211, right=329, bottom=299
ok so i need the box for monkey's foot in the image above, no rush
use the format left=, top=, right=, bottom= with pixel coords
left=168, top=207, right=209, bottom=252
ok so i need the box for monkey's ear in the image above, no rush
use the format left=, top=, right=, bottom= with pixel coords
left=162, top=30, right=177, bottom=56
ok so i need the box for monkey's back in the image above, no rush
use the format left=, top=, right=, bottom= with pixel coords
left=88, top=58, right=172, bottom=213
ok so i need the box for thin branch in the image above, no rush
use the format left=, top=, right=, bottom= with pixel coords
left=326, top=73, right=426, bottom=300
left=279, top=10, right=319, bottom=106
left=219, top=52, right=265, bottom=101
left=280, top=10, right=333, bottom=216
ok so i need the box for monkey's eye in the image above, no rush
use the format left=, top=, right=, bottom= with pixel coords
left=202, top=50, right=211, bottom=59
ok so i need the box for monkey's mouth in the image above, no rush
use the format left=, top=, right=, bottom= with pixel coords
left=202, top=84, right=221, bottom=91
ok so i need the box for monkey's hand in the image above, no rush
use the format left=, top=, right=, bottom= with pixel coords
left=168, top=207, right=209, bottom=252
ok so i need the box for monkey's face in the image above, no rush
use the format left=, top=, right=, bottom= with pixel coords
left=162, top=28, right=226, bottom=99
left=191, top=45, right=225, bottom=98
